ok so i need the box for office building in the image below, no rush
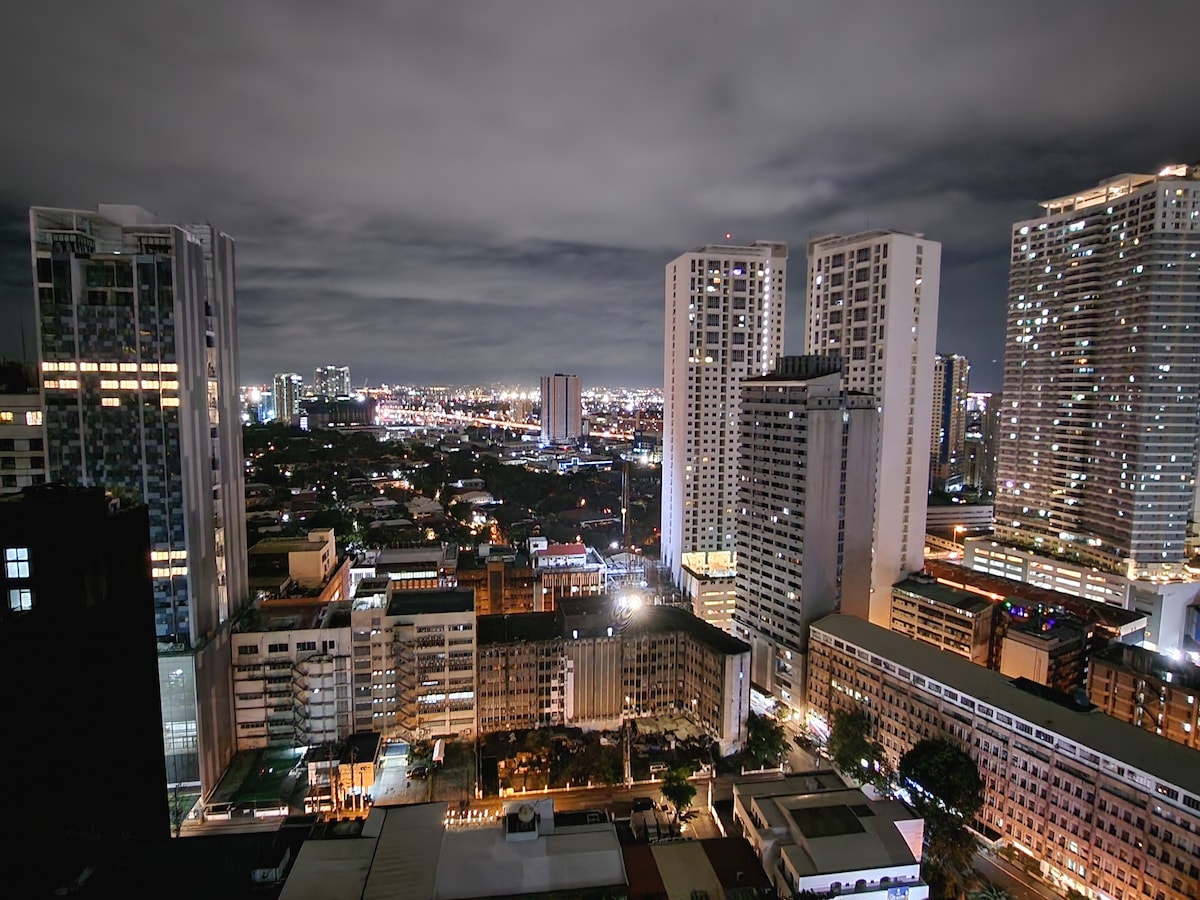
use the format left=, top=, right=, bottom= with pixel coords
left=662, top=240, right=787, bottom=585
left=273, top=372, right=303, bottom=422
left=539, top=373, right=583, bottom=445
left=1, top=486, right=168, bottom=841
left=476, top=596, right=752, bottom=754
left=732, top=356, right=877, bottom=715
left=312, top=365, right=351, bottom=398
left=995, top=165, right=1200, bottom=580
left=806, top=231, right=940, bottom=624
left=808, top=615, right=1200, bottom=900
left=731, top=776, right=929, bottom=900
left=930, top=352, right=970, bottom=489
left=963, top=391, right=1000, bottom=496
left=0, top=364, right=46, bottom=494
left=30, top=204, right=248, bottom=794
left=998, top=617, right=1089, bottom=694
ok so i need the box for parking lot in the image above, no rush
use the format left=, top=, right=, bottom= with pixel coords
left=371, top=744, right=432, bottom=806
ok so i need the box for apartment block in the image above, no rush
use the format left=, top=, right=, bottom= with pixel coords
left=808, top=615, right=1200, bottom=900
left=1089, top=644, right=1200, bottom=750
left=0, top=372, right=46, bottom=495
left=930, top=353, right=970, bottom=489
left=889, top=575, right=994, bottom=665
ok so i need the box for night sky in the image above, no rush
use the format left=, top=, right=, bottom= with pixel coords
left=1, top=3, right=1197, bottom=391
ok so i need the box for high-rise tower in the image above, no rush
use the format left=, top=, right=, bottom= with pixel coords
left=930, top=353, right=970, bottom=489
left=805, top=231, right=940, bottom=624
left=274, top=372, right=303, bottom=422
left=662, top=241, right=787, bottom=586
left=733, top=356, right=877, bottom=716
left=539, top=373, right=583, bottom=445
left=313, top=365, right=351, bottom=398
left=30, top=204, right=247, bottom=793
left=994, top=165, right=1200, bottom=578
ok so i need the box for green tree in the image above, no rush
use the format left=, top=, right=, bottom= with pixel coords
left=968, top=884, right=1012, bottom=900
left=827, top=708, right=890, bottom=790
left=661, top=768, right=696, bottom=819
left=898, top=738, right=984, bottom=889
left=743, top=711, right=788, bottom=767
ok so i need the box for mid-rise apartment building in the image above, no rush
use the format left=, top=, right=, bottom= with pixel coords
left=313, top=365, right=351, bottom=398
left=1089, top=643, right=1200, bottom=751
left=930, top=353, right=970, bottom=489
left=477, top=597, right=752, bottom=754
left=805, top=232, right=940, bottom=623
left=529, top=538, right=605, bottom=610
left=889, top=575, right=994, bottom=666
left=539, top=373, right=583, bottom=445
left=31, top=203, right=247, bottom=794
left=809, top=615, right=1200, bottom=900
left=995, top=165, right=1200, bottom=580
left=662, top=241, right=787, bottom=585
left=733, top=356, right=877, bottom=715
left=0, top=388, right=46, bottom=495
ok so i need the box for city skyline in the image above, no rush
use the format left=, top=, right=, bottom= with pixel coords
left=2, top=4, right=1198, bottom=388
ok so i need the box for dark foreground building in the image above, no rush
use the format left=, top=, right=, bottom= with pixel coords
left=0, top=485, right=168, bottom=842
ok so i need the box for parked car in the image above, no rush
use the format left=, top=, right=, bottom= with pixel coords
left=631, top=797, right=654, bottom=812
left=407, top=765, right=429, bottom=779
left=649, top=763, right=669, bottom=774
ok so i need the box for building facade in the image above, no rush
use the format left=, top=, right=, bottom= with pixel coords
left=963, top=391, right=1000, bottom=496
left=539, top=373, right=583, bottom=445
left=805, top=231, right=940, bottom=623
left=994, top=165, right=1200, bottom=580
left=273, top=372, right=303, bottom=422
left=930, top=353, right=970, bottom=489
left=313, top=365, right=351, bottom=398
left=0, top=389, right=46, bottom=495
left=1088, top=643, right=1200, bottom=751
left=733, top=356, right=877, bottom=715
left=809, top=614, right=1200, bottom=900
left=889, top=575, right=994, bottom=666
left=30, top=204, right=248, bottom=793
left=662, top=241, right=787, bottom=585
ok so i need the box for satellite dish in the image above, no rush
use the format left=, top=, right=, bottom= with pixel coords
left=517, top=804, right=535, bottom=824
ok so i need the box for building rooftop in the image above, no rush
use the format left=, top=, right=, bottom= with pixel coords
left=893, top=575, right=993, bottom=615
left=555, top=596, right=751, bottom=656
left=622, top=839, right=772, bottom=898
left=477, top=612, right=561, bottom=646
left=385, top=587, right=474, bottom=617
left=249, top=537, right=325, bottom=556
left=1093, top=643, right=1200, bottom=689
left=814, top=615, right=1200, bottom=798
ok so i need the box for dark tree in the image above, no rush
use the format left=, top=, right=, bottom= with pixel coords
left=899, top=738, right=984, bottom=889
left=744, top=711, right=787, bottom=767
left=660, top=768, right=696, bottom=818
left=827, top=707, right=890, bottom=790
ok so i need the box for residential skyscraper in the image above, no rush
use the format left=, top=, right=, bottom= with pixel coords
left=963, top=391, right=999, bottom=496
left=313, top=364, right=351, bottom=398
left=539, top=373, right=583, bottom=444
left=994, top=165, right=1200, bottom=579
left=732, top=356, right=877, bottom=716
left=662, top=240, right=787, bottom=586
left=30, top=204, right=248, bottom=793
left=274, top=372, right=303, bottom=422
left=805, top=231, right=940, bottom=624
left=930, top=353, right=970, bottom=489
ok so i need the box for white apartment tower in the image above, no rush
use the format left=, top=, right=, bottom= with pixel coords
left=313, top=365, right=351, bottom=398
left=274, top=372, right=303, bottom=422
left=30, top=204, right=248, bottom=793
left=662, top=241, right=787, bottom=586
left=805, top=232, right=940, bottom=625
left=539, top=373, right=583, bottom=445
left=733, top=356, right=877, bottom=716
left=995, top=165, right=1200, bottom=579
left=930, top=353, right=970, bottom=488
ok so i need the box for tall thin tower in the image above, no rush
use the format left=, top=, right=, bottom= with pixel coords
left=805, top=231, right=940, bottom=625
left=662, top=240, right=787, bottom=586
left=30, top=204, right=248, bottom=796
left=930, top=353, right=970, bottom=489
left=994, top=165, right=1200, bottom=578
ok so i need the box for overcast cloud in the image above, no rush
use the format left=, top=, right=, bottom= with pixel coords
left=0, top=1, right=1196, bottom=389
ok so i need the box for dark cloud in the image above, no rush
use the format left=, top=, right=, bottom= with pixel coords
left=1, top=1, right=1197, bottom=389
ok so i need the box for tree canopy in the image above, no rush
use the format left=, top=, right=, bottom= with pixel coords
left=826, top=707, right=890, bottom=791
left=898, top=738, right=984, bottom=887
left=661, top=768, right=696, bottom=816
left=743, top=711, right=787, bottom=767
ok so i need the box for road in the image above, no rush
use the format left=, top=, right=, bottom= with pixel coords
left=974, top=850, right=1062, bottom=900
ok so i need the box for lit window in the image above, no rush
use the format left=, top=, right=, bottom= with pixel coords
left=43, top=380, right=58, bottom=389
left=100, top=380, right=120, bottom=390
left=0, top=412, right=11, bottom=424
left=25, top=411, right=41, bottom=426
left=8, top=588, right=32, bottom=611
left=101, top=398, right=120, bottom=407
left=5, top=547, right=30, bottom=579
left=141, top=363, right=159, bottom=372
left=160, top=363, right=179, bottom=373
left=119, top=363, right=138, bottom=373
left=162, top=397, right=180, bottom=408
left=79, top=362, right=99, bottom=372
left=141, top=380, right=159, bottom=390
left=160, top=380, right=180, bottom=390
left=99, top=363, right=118, bottom=372
left=40, top=362, right=58, bottom=372
left=119, top=380, right=138, bottom=390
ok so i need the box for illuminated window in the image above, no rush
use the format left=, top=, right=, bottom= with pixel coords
left=100, top=380, right=119, bottom=390
left=119, top=363, right=138, bottom=373
left=160, top=363, right=179, bottom=373
left=101, top=398, right=120, bottom=407
left=0, top=412, right=11, bottom=424
left=59, top=362, right=77, bottom=372
left=141, top=363, right=159, bottom=372
left=79, top=362, right=99, bottom=372
left=162, top=397, right=180, bottom=408
left=161, top=380, right=180, bottom=390
left=40, top=362, right=58, bottom=372
left=99, top=363, right=118, bottom=372
left=141, top=380, right=159, bottom=390
left=8, top=588, right=32, bottom=611
left=24, top=411, right=41, bottom=426
left=5, top=547, right=30, bottom=579
left=43, top=380, right=58, bottom=389
left=59, top=379, right=79, bottom=389
left=119, top=380, right=138, bottom=390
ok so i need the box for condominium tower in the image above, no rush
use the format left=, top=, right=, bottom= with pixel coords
left=274, top=372, right=303, bottom=422
left=30, top=204, right=248, bottom=792
left=662, top=241, right=787, bottom=586
left=313, top=365, right=351, bottom=398
left=732, top=356, right=877, bottom=715
left=539, top=373, right=583, bottom=445
left=930, top=353, right=970, bottom=489
left=805, top=232, right=940, bottom=624
left=994, top=165, right=1200, bottom=578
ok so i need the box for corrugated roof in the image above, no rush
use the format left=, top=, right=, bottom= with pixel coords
left=363, top=802, right=446, bottom=900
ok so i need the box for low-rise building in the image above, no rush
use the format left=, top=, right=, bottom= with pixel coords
left=890, top=575, right=994, bottom=665
left=1089, top=643, right=1200, bottom=750
left=0, top=388, right=46, bottom=495
left=304, top=732, right=381, bottom=814
left=731, top=774, right=928, bottom=899
left=458, top=553, right=536, bottom=615
left=680, top=550, right=736, bottom=632
left=476, top=596, right=751, bottom=754
left=999, top=618, right=1088, bottom=695
left=529, top=538, right=606, bottom=611
left=808, top=615, right=1200, bottom=900
left=248, top=528, right=350, bottom=606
